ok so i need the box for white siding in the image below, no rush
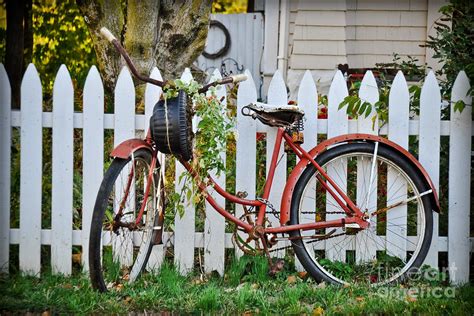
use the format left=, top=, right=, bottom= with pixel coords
left=290, top=1, right=347, bottom=71
left=287, top=0, right=431, bottom=82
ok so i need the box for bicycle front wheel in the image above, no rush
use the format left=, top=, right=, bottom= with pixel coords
left=290, top=142, right=433, bottom=285
left=89, top=149, right=165, bottom=292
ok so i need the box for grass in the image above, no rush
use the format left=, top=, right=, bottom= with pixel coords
left=1, top=255, right=473, bottom=314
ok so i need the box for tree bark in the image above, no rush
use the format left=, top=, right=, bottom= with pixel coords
left=155, top=0, right=212, bottom=79
left=5, top=0, right=26, bottom=108
left=76, top=0, right=125, bottom=95
left=77, top=0, right=212, bottom=96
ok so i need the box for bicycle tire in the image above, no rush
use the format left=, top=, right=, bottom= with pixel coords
left=290, top=142, right=433, bottom=285
left=89, top=149, right=164, bottom=292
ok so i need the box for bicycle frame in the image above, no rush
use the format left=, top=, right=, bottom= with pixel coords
left=116, top=126, right=440, bottom=238
left=178, top=127, right=369, bottom=235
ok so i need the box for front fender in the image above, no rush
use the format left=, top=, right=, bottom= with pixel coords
left=280, top=133, right=440, bottom=225
left=111, top=139, right=154, bottom=159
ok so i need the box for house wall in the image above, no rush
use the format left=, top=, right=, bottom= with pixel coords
left=278, top=0, right=445, bottom=100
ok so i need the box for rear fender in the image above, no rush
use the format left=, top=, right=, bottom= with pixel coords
left=280, top=133, right=440, bottom=225
left=111, top=139, right=154, bottom=159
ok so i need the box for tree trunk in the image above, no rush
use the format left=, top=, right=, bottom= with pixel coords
left=23, top=0, right=33, bottom=67
left=77, top=0, right=212, bottom=97
left=5, top=0, right=26, bottom=108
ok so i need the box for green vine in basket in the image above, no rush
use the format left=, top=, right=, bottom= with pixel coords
left=162, top=79, right=235, bottom=218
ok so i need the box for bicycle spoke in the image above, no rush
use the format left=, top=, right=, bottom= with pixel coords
left=90, top=151, right=162, bottom=292
left=292, top=144, right=430, bottom=286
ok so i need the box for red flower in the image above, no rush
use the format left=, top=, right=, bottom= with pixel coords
left=318, top=106, right=328, bottom=119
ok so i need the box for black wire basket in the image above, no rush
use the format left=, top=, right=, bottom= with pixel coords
left=149, top=90, right=193, bottom=161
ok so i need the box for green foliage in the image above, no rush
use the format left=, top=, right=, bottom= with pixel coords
left=339, top=55, right=426, bottom=129
left=212, top=0, right=248, bottom=14
left=162, top=80, right=235, bottom=217
left=425, top=0, right=474, bottom=101
left=31, top=0, right=95, bottom=103
left=1, top=256, right=473, bottom=314
left=0, top=27, right=5, bottom=63
left=226, top=255, right=270, bottom=286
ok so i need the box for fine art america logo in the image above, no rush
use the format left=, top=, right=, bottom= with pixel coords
left=375, top=263, right=458, bottom=299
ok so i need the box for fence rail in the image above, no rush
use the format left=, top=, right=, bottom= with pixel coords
left=0, top=63, right=472, bottom=283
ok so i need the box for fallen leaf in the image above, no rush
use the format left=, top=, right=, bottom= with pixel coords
left=287, top=275, right=297, bottom=284
left=298, top=271, right=308, bottom=279
left=406, top=296, right=417, bottom=303
left=72, top=253, right=82, bottom=264
left=312, top=306, right=325, bottom=316
left=317, top=282, right=326, bottom=289
left=355, top=297, right=364, bottom=302
left=251, top=283, right=259, bottom=290
left=191, top=278, right=202, bottom=285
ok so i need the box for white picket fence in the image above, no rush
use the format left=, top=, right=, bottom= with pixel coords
left=0, top=63, right=472, bottom=283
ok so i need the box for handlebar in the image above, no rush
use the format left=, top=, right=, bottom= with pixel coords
left=99, top=27, right=247, bottom=93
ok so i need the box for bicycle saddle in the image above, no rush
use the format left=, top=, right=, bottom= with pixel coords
left=242, top=102, right=305, bottom=128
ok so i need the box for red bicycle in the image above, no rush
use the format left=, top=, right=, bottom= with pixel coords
left=89, top=28, right=438, bottom=292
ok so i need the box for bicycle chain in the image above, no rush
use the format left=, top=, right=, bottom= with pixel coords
left=268, top=231, right=348, bottom=253
left=232, top=205, right=349, bottom=254
left=267, top=209, right=347, bottom=253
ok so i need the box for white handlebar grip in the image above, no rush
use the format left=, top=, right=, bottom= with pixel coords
left=100, top=27, right=117, bottom=42
left=232, top=74, right=248, bottom=83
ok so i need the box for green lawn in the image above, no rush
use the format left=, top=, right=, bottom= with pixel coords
left=1, top=256, right=473, bottom=315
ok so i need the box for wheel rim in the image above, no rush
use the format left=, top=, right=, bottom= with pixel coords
left=296, top=151, right=427, bottom=285
left=99, top=156, right=158, bottom=287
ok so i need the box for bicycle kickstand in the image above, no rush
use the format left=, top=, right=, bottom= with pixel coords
left=260, top=235, right=285, bottom=277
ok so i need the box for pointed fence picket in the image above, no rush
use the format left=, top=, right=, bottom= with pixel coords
left=0, top=65, right=11, bottom=273
left=448, top=71, right=471, bottom=284
left=145, top=67, right=165, bottom=272
left=235, top=69, right=257, bottom=258
left=355, top=71, right=379, bottom=263
left=82, top=66, right=104, bottom=272
left=419, top=71, right=441, bottom=268
left=387, top=71, right=410, bottom=261
left=1, top=64, right=472, bottom=284
left=204, top=69, right=227, bottom=275
left=51, top=65, right=74, bottom=275
left=19, top=64, right=43, bottom=275
left=295, top=70, right=318, bottom=271
left=113, top=67, right=136, bottom=266
left=266, top=70, right=288, bottom=257
left=174, top=68, right=196, bottom=274
left=325, top=71, right=349, bottom=262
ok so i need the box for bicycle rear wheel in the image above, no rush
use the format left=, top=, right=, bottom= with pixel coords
left=89, top=149, right=165, bottom=292
left=290, top=142, right=433, bottom=285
